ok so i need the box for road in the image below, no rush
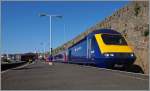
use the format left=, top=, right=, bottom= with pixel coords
left=1, top=60, right=149, bottom=90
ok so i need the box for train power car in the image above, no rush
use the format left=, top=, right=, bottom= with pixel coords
left=67, top=29, right=136, bottom=68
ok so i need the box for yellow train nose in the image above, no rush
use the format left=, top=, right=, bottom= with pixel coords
left=95, top=34, right=133, bottom=54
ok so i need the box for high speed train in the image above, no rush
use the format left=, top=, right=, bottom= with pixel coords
left=53, top=29, right=136, bottom=68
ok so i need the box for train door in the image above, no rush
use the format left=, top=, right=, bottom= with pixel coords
left=91, top=36, right=96, bottom=59
left=68, top=50, right=72, bottom=61
left=64, top=52, right=67, bottom=63
left=87, top=37, right=92, bottom=60
left=87, top=36, right=96, bottom=62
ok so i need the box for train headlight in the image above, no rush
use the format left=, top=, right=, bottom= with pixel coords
left=130, top=53, right=134, bottom=57
left=104, top=53, right=114, bottom=57
left=110, top=54, right=114, bottom=57
left=104, top=53, right=110, bottom=57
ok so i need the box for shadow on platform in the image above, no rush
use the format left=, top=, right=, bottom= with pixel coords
left=125, top=64, right=144, bottom=74
left=112, top=64, right=144, bottom=74
left=75, top=63, right=144, bottom=74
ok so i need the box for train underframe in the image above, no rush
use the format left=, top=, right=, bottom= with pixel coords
left=66, top=57, right=135, bottom=69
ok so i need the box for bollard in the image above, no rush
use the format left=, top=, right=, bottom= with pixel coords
left=48, top=62, right=53, bottom=65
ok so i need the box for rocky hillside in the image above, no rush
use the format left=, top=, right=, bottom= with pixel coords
left=53, top=1, right=149, bottom=74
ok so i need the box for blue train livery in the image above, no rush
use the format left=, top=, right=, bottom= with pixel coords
left=54, top=29, right=136, bottom=68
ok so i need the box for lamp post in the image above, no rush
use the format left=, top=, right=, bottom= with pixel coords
left=39, top=13, right=62, bottom=60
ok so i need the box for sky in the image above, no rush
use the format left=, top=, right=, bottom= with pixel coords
left=1, top=1, right=130, bottom=54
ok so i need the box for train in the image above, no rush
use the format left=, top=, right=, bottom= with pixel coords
left=53, top=29, right=136, bottom=68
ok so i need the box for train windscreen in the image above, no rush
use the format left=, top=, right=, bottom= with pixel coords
left=101, top=34, right=127, bottom=45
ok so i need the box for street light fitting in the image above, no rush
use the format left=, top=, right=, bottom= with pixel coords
left=55, top=15, right=63, bottom=18
left=39, top=13, right=63, bottom=18
left=39, top=13, right=48, bottom=17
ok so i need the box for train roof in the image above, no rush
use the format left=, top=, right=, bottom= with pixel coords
left=68, top=29, right=121, bottom=49
left=88, top=29, right=121, bottom=35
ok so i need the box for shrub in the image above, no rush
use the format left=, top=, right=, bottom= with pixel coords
left=144, top=30, right=149, bottom=37
left=134, top=3, right=141, bottom=16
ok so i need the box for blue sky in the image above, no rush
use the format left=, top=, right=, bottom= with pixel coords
left=1, top=1, right=129, bottom=54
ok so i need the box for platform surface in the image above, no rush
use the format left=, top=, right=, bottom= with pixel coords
left=1, top=61, right=149, bottom=90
